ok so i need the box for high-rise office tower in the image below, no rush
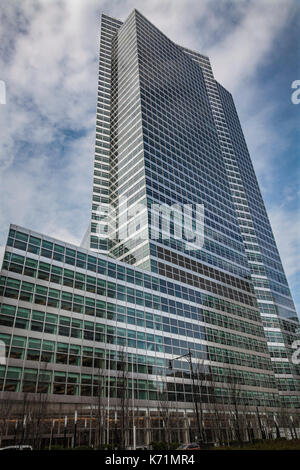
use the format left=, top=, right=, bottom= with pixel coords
left=85, top=10, right=300, bottom=405
left=0, top=10, right=299, bottom=446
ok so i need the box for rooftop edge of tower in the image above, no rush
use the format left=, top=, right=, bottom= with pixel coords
left=100, top=12, right=123, bottom=25
left=100, top=10, right=209, bottom=63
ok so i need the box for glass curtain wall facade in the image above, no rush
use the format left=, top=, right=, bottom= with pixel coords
left=86, top=10, right=300, bottom=407
left=179, top=48, right=300, bottom=407
left=0, top=224, right=283, bottom=445
left=0, top=10, right=299, bottom=446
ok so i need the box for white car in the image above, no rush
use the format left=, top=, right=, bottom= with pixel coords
left=0, top=445, right=33, bottom=451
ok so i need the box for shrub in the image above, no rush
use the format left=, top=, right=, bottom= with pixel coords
left=73, top=446, right=94, bottom=450
left=215, top=439, right=300, bottom=451
left=150, top=441, right=179, bottom=450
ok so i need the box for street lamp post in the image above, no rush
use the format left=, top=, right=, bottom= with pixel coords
left=14, top=419, right=18, bottom=446
left=168, top=348, right=202, bottom=442
left=290, top=415, right=298, bottom=439
left=73, top=410, right=78, bottom=448
left=49, top=419, right=55, bottom=450
left=64, top=415, right=67, bottom=448
left=256, top=405, right=265, bottom=439
left=21, top=415, right=27, bottom=448
left=273, top=414, right=280, bottom=439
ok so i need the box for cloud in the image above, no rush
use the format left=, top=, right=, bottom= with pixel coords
left=0, top=0, right=99, bottom=247
left=268, top=202, right=300, bottom=313
left=207, top=0, right=296, bottom=94
left=0, top=246, right=4, bottom=272
left=268, top=203, right=300, bottom=279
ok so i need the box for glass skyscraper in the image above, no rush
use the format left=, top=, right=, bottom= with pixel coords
left=0, top=10, right=299, bottom=447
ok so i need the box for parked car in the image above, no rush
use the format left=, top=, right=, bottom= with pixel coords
left=177, top=442, right=202, bottom=450
left=0, top=445, right=33, bottom=451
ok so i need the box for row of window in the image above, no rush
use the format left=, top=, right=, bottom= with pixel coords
left=4, top=246, right=256, bottom=312
left=1, top=328, right=276, bottom=390
left=0, top=298, right=267, bottom=359
left=0, top=364, right=280, bottom=406
left=3, top=232, right=261, bottom=322
left=155, top=245, right=252, bottom=294
left=0, top=261, right=265, bottom=338
left=157, top=260, right=255, bottom=308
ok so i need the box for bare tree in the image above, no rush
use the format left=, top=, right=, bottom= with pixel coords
left=93, top=367, right=105, bottom=448
left=0, top=396, right=14, bottom=447
left=16, top=392, right=31, bottom=447
left=209, top=402, right=228, bottom=446
left=117, top=346, right=130, bottom=449
left=28, top=364, right=50, bottom=449
left=224, top=368, right=244, bottom=445
left=157, top=382, right=171, bottom=447
left=194, top=360, right=212, bottom=442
